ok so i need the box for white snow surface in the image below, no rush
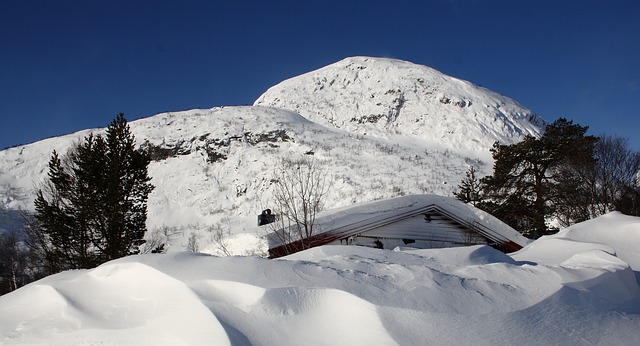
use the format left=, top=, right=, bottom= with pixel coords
left=255, top=56, right=545, bottom=153
left=2, top=212, right=640, bottom=345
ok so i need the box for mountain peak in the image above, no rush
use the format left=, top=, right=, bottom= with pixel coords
left=255, top=56, right=545, bottom=153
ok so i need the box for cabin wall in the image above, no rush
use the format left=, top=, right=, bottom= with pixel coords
left=328, top=213, right=489, bottom=250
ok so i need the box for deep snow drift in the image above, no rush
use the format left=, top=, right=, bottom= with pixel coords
left=2, top=212, right=639, bottom=345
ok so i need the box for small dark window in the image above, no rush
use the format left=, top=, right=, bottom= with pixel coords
left=402, top=239, right=415, bottom=245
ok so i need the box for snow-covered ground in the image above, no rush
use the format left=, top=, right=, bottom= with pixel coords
left=1, top=212, right=639, bottom=345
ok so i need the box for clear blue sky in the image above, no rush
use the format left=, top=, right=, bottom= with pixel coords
left=2, top=0, right=639, bottom=150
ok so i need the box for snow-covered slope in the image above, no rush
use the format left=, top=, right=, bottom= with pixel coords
left=255, top=56, right=545, bottom=153
left=1, top=106, right=478, bottom=252
left=0, top=57, right=546, bottom=251
left=2, top=213, right=639, bottom=345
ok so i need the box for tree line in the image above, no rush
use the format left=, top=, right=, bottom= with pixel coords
left=454, top=118, right=640, bottom=238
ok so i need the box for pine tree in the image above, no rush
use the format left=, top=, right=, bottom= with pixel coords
left=453, top=166, right=483, bottom=206
left=34, top=114, right=154, bottom=270
left=480, top=118, right=596, bottom=238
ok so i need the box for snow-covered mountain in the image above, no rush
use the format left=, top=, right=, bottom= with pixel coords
left=4, top=58, right=640, bottom=345
left=255, top=56, right=545, bottom=153
left=0, top=57, right=546, bottom=252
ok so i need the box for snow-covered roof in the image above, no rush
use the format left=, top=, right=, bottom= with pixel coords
left=268, top=194, right=531, bottom=257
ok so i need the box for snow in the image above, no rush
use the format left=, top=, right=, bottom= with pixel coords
left=3, top=57, right=638, bottom=344
left=0, top=57, right=546, bottom=254
left=255, top=56, right=545, bottom=154
left=2, top=213, right=640, bottom=345
left=266, top=194, right=531, bottom=249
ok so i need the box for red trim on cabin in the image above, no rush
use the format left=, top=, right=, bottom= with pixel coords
left=268, top=233, right=341, bottom=259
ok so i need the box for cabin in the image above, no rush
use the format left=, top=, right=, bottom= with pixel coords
left=267, top=194, right=531, bottom=258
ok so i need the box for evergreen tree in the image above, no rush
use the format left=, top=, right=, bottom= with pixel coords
left=453, top=166, right=483, bottom=206
left=480, top=118, right=596, bottom=238
left=34, top=114, right=154, bottom=270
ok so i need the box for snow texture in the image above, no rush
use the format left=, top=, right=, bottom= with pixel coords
left=255, top=56, right=545, bottom=153
left=1, top=55, right=639, bottom=344
left=267, top=194, right=531, bottom=249
left=0, top=57, right=546, bottom=254
left=2, top=213, right=640, bottom=345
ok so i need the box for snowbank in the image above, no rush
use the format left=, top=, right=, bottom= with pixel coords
left=2, top=213, right=640, bottom=345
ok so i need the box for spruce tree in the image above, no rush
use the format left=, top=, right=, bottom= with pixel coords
left=453, top=166, right=483, bottom=206
left=34, top=114, right=153, bottom=270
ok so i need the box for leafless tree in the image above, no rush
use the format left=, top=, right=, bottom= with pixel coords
left=461, top=229, right=485, bottom=246
left=590, top=135, right=640, bottom=216
left=139, top=228, right=166, bottom=254
left=0, top=230, right=24, bottom=294
left=210, top=225, right=233, bottom=256
left=267, top=157, right=330, bottom=252
left=0, top=207, right=34, bottom=294
left=186, top=232, right=199, bottom=253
